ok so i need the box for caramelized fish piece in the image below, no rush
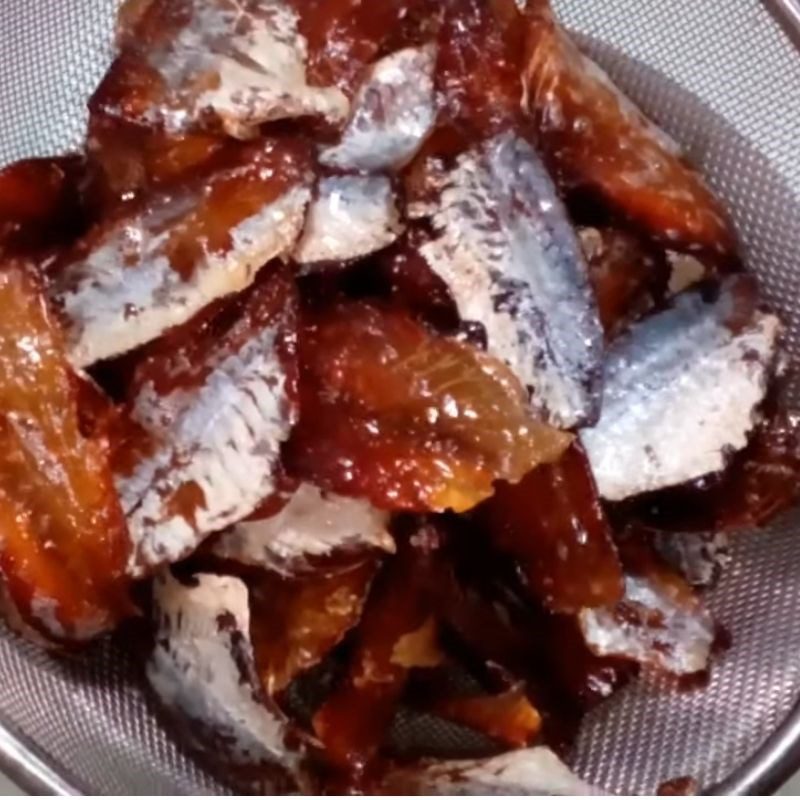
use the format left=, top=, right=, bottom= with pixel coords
left=148, top=571, right=308, bottom=792
left=320, top=45, right=438, bottom=173
left=412, top=130, right=604, bottom=428
left=86, top=113, right=226, bottom=202
left=435, top=0, right=527, bottom=142
left=579, top=226, right=668, bottom=341
left=579, top=538, right=715, bottom=676
left=92, top=0, right=348, bottom=139
left=293, top=176, right=404, bottom=269
left=479, top=443, right=623, bottom=614
left=52, top=138, right=313, bottom=367
left=0, top=262, right=130, bottom=641
left=430, top=684, right=541, bottom=748
left=116, top=269, right=299, bottom=576
left=522, top=0, right=735, bottom=257
left=627, top=408, right=800, bottom=533
left=312, top=528, right=444, bottom=774
left=0, top=157, right=87, bottom=253
left=213, top=483, right=395, bottom=575
left=284, top=302, right=571, bottom=513
left=292, top=0, right=435, bottom=93
left=383, top=747, right=599, bottom=795
left=249, top=556, right=380, bottom=694
left=581, top=277, right=781, bottom=501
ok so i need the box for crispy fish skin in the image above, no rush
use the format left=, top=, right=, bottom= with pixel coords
left=148, top=571, right=307, bottom=792
left=319, top=44, right=438, bottom=173
left=92, top=0, right=349, bottom=139
left=52, top=139, right=312, bottom=368
left=382, top=748, right=601, bottom=795
left=522, top=0, right=735, bottom=257
left=293, top=175, right=404, bottom=268
left=213, top=483, right=395, bottom=575
left=417, top=130, right=604, bottom=428
left=581, top=277, right=781, bottom=502
left=118, top=270, right=298, bottom=576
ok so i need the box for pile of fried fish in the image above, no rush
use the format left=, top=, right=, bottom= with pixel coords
left=0, top=0, right=797, bottom=793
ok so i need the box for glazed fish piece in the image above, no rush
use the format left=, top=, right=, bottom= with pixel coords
left=93, top=0, right=349, bottom=139
left=293, top=175, right=404, bottom=268
left=581, top=276, right=781, bottom=501
left=319, top=44, right=438, bottom=173
left=578, top=538, right=716, bottom=676
left=117, top=270, right=298, bottom=576
left=51, top=139, right=312, bottom=368
left=213, top=483, right=396, bottom=575
left=652, top=530, right=732, bottom=589
left=522, top=0, right=736, bottom=258
left=415, top=130, right=604, bottom=428
left=383, top=748, right=601, bottom=795
left=148, top=571, right=307, bottom=792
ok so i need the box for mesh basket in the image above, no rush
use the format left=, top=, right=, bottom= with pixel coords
left=0, top=0, right=800, bottom=794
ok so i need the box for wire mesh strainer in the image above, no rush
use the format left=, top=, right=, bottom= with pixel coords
left=0, top=0, right=799, bottom=794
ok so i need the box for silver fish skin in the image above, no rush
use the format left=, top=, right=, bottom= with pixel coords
left=320, top=44, right=438, bottom=173
left=107, top=0, right=349, bottom=137
left=581, top=277, right=781, bottom=502
left=417, top=130, right=604, bottom=429
left=653, top=530, right=732, bottom=589
left=383, top=748, right=602, bottom=795
left=118, top=288, right=297, bottom=577
left=213, top=483, right=395, bottom=576
left=294, top=175, right=404, bottom=269
left=148, top=571, right=308, bottom=792
left=579, top=570, right=715, bottom=676
left=52, top=176, right=311, bottom=369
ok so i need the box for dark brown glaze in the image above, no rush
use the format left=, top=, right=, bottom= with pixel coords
left=249, top=556, right=380, bottom=696
left=312, top=524, right=445, bottom=780
left=580, top=226, right=670, bottom=341
left=477, top=443, right=624, bottom=614
left=283, top=301, right=569, bottom=513
left=522, top=0, right=737, bottom=259
left=0, top=260, right=132, bottom=642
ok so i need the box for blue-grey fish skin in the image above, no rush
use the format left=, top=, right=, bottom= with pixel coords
left=582, top=276, right=781, bottom=501
left=418, top=131, right=604, bottom=429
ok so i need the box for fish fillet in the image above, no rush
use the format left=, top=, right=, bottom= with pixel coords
left=581, top=277, right=781, bottom=501
left=213, top=483, right=395, bottom=575
left=320, top=44, right=437, bottom=173
left=416, top=131, right=604, bottom=428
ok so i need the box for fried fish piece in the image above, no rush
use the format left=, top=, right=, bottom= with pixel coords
left=116, top=268, right=298, bottom=576
left=0, top=261, right=131, bottom=642
left=51, top=138, right=312, bottom=368
left=579, top=537, right=716, bottom=676
left=293, top=176, right=404, bottom=269
left=248, top=556, right=380, bottom=694
left=92, top=0, right=349, bottom=139
left=522, top=0, right=736, bottom=257
left=148, top=570, right=309, bottom=792
left=581, top=277, right=781, bottom=502
left=411, top=131, right=604, bottom=428
left=479, top=443, right=624, bottom=614
left=319, top=44, right=438, bottom=173
left=284, top=302, right=571, bottom=513
left=213, top=483, right=395, bottom=575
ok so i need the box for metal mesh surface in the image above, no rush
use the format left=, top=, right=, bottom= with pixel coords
left=0, top=0, right=798, bottom=794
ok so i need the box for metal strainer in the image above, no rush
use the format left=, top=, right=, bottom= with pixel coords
left=0, top=0, right=799, bottom=794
